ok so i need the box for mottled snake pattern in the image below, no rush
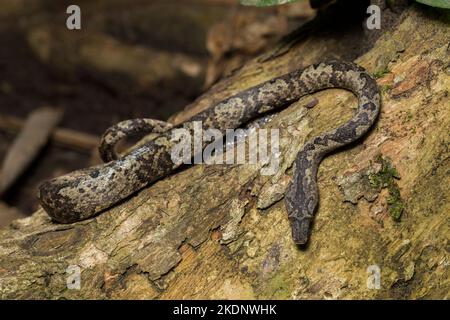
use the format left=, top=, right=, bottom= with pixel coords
left=38, top=60, right=380, bottom=245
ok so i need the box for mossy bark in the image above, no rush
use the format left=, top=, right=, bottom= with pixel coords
left=0, top=5, right=448, bottom=299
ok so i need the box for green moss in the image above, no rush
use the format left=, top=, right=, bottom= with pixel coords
left=388, top=188, right=405, bottom=220
left=406, top=111, right=413, bottom=120
left=369, top=155, right=404, bottom=220
left=369, top=155, right=396, bottom=189
left=265, top=272, right=292, bottom=299
left=381, top=84, right=393, bottom=94
left=372, top=68, right=391, bottom=79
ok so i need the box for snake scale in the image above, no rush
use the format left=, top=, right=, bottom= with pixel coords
left=38, top=60, right=380, bottom=245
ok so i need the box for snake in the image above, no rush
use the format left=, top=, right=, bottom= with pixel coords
left=38, top=60, right=380, bottom=245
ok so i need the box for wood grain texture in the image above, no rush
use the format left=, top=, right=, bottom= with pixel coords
left=0, top=6, right=448, bottom=299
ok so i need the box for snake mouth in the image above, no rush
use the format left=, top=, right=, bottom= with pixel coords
left=290, top=218, right=311, bottom=245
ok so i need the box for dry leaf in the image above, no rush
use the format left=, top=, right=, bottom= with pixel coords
left=0, top=107, right=63, bottom=195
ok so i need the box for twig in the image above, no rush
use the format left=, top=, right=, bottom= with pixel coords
left=0, top=113, right=99, bottom=153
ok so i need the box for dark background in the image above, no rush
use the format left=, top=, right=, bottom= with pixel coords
left=0, top=0, right=313, bottom=216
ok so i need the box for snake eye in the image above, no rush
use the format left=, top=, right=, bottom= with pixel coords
left=307, top=196, right=318, bottom=214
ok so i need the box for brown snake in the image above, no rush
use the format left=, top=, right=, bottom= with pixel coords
left=38, top=60, right=380, bottom=245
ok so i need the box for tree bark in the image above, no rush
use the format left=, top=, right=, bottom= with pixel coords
left=0, top=4, right=449, bottom=299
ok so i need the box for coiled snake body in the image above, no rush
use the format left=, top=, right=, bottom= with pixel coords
left=39, top=60, right=380, bottom=245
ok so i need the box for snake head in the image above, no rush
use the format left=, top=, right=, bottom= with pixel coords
left=285, top=177, right=318, bottom=245
left=290, top=218, right=311, bottom=245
